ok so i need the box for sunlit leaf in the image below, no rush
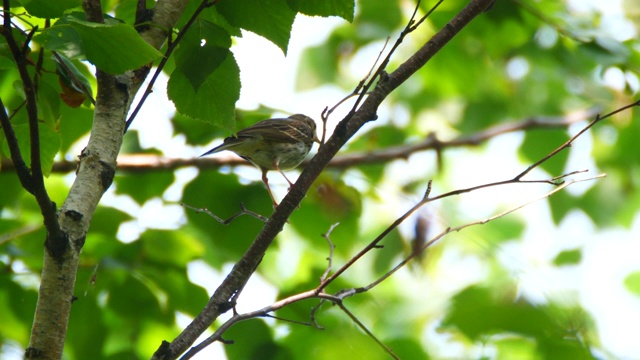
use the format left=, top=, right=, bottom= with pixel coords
left=167, top=54, right=239, bottom=131
left=217, top=0, right=295, bottom=53
left=624, top=271, right=640, bottom=297
left=553, top=248, right=582, bottom=266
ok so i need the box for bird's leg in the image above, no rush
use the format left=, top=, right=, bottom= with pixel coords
left=273, top=163, right=294, bottom=191
left=261, top=170, right=279, bottom=208
left=273, top=163, right=301, bottom=211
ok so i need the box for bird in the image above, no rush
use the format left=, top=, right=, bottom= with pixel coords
left=200, top=114, right=320, bottom=207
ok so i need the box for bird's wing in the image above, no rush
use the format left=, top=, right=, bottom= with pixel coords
left=236, top=119, right=301, bottom=143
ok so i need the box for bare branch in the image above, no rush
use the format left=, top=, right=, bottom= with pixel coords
left=359, top=173, right=605, bottom=295
left=515, top=101, right=639, bottom=180
left=1, top=0, right=65, bottom=256
left=181, top=202, right=268, bottom=224
left=162, top=1, right=519, bottom=357
left=320, top=223, right=340, bottom=282
left=0, top=97, right=33, bottom=193
left=336, top=303, right=399, bottom=360
left=3, top=107, right=598, bottom=174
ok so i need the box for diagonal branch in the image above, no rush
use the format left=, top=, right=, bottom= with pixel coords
left=1, top=0, right=65, bottom=255
left=0, top=97, right=33, bottom=193
left=161, top=0, right=498, bottom=358
left=175, top=97, right=640, bottom=357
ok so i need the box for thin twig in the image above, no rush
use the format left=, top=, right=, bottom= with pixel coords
left=181, top=202, right=268, bottom=223
left=320, top=223, right=340, bottom=282
left=1, top=1, right=63, bottom=251
left=124, top=0, right=218, bottom=132
left=320, top=36, right=390, bottom=136
left=515, top=100, right=640, bottom=181
left=317, top=181, right=432, bottom=292
left=357, top=173, right=605, bottom=294
left=512, top=0, right=587, bottom=42
left=336, top=303, right=399, bottom=360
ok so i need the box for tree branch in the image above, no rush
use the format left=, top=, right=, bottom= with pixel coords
left=0, top=97, right=34, bottom=193
left=1, top=108, right=597, bottom=173
left=1, top=0, right=65, bottom=256
left=25, top=0, right=192, bottom=358
left=161, top=0, right=497, bottom=358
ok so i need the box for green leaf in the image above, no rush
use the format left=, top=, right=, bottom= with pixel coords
left=217, top=0, right=296, bottom=53
left=114, top=171, right=174, bottom=204
left=59, top=102, right=93, bottom=153
left=53, top=54, right=93, bottom=105
left=107, top=271, right=164, bottom=320
left=519, top=129, right=570, bottom=176
left=3, top=123, right=61, bottom=177
left=624, top=271, right=640, bottom=297
left=553, top=248, right=583, bottom=266
left=355, top=0, right=403, bottom=33
left=182, top=169, right=273, bottom=268
left=36, top=79, right=61, bottom=127
left=33, top=21, right=85, bottom=59
left=547, top=188, right=575, bottom=225
left=18, top=0, right=82, bottom=18
left=290, top=173, right=361, bottom=253
left=224, top=320, right=283, bottom=359
left=174, top=20, right=231, bottom=91
left=35, top=15, right=162, bottom=74
left=287, top=0, right=355, bottom=21
left=140, top=230, right=204, bottom=266
left=167, top=53, right=239, bottom=131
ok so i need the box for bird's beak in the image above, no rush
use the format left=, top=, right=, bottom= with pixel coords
left=314, top=134, right=321, bottom=144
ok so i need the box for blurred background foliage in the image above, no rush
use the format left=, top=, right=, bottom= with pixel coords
left=1, top=0, right=640, bottom=359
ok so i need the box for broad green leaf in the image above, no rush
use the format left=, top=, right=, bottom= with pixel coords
left=553, top=248, right=583, bottom=266
left=355, top=0, right=402, bottom=33
left=167, top=54, right=239, bottom=131
left=59, top=101, right=93, bottom=153
left=466, top=216, right=526, bottom=249
left=224, top=320, right=280, bottom=359
left=548, top=189, right=576, bottom=225
left=519, top=129, right=570, bottom=176
left=0, top=277, right=38, bottom=345
left=141, top=267, right=209, bottom=316
left=174, top=20, right=231, bottom=91
left=217, top=0, right=296, bottom=53
left=33, top=22, right=85, bottom=59
left=114, top=172, right=174, bottom=204
left=4, top=123, right=61, bottom=177
left=36, top=80, right=61, bottom=127
left=182, top=169, right=272, bottom=268
left=35, top=15, right=162, bottom=74
left=66, top=286, right=108, bottom=359
left=624, top=271, right=640, bottom=297
left=287, top=0, right=355, bottom=22
left=107, top=271, right=165, bottom=320
left=0, top=173, right=24, bottom=212
left=290, top=174, right=361, bottom=253
left=18, top=0, right=82, bottom=18
left=140, top=229, right=204, bottom=266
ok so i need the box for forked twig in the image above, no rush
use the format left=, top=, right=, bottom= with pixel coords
left=320, top=223, right=340, bottom=282
left=181, top=202, right=268, bottom=224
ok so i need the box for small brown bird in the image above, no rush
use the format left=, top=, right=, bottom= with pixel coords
left=200, top=114, right=320, bottom=206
